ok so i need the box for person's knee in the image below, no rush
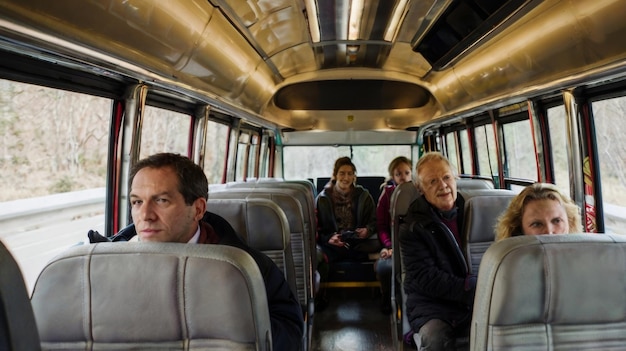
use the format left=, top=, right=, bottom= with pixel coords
left=414, top=319, right=455, bottom=351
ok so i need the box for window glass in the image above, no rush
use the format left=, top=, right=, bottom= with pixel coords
left=0, top=80, right=110, bottom=200
left=546, top=105, right=569, bottom=195
left=502, top=119, right=537, bottom=180
left=445, top=132, right=459, bottom=174
left=282, top=145, right=412, bottom=180
left=458, top=129, right=471, bottom=174
left=591, top=97, right=626, bottom=233
left=235, top=132, right=250, bottom=181
left=259, top=133, right=270, bottom=178
left=203, top=120, right=228, bottom=184
left=474, top=124, right=498, bottom=177
left=248, top=134, right=259, bottom=178
left=0, top=79, right=110, bottom=291
left=140, top=106, right=190, bottom=159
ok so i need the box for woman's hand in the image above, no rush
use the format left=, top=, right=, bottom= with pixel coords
left=328, top=233, right=345, bottom=247
left=355, top=227, right=368, bottom=239
left=380, top=248, right=393, bottom=259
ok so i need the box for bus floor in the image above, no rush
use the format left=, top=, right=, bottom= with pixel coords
left=311, top=287, right=395, bottom=351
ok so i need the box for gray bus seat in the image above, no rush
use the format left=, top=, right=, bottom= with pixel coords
left=0, top=239, right=41, bottom=351
left=389, top=181, right=420, bottom=347
left=209, top=188, right=312, bottom=315
left=458, top=189, right=515, bottom=274
left=216, top=180, right=318, bottom=287
left=31, top=242, right=272, bottom=350
left=207, top=197, right=298, bottom=300
left=211, top=179, right=316, bottom=350
left=472, top=234, right=626, bottom=351
left=456, top=177, right=495, bottom=190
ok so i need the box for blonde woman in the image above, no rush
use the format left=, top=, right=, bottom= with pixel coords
left=495, top=183, right=583, bottom=241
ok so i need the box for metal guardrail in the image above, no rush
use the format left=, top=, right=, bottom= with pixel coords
left=0, top=188, right=106, bottom=236
left=0, top=187, right=624, bottom=235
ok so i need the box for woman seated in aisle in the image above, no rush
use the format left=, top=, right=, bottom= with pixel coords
left=316, top=156, right=379, bottom=262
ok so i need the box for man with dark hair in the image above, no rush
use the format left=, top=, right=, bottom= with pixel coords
left=107, top=152, right=303, bottom=350
left=400, top=152, right=476, bottom=351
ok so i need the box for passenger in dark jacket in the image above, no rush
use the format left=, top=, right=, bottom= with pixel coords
left=316, top=157, right=379, bottom=262
left=110, top=153, right=303, bottom=351
left=400, top=152, right=476, bottom=351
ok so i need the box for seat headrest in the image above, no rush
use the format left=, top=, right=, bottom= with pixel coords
left=461, top=189, right=515, bottom=243
left=472, top=234, right=626, bottom=350
left=32, top=242, right=272, bottom=350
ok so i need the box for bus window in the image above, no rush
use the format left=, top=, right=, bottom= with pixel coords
left=0, top=79, right=110, bottom=201
left=474, top=124, right=498, bottom=178
left=445, top=132, right=459, bottom=174
left=283, top=146, right=351, bottom=180
left=502, top=119, right=537, bottom=180
left=203, top=120, right=228, bottom=184
left=139, top=105, right=190, bottom=159
left=459, top=129, right=471, bottom=174
left=351, top=145, right=411, bottom=176
left=235, top=132, right=250, bottom=181
left=591, top=97, right=626, bottom=233
left=282, top=145, right=411, bottom=180
left=546, top=105, right=570, bottom=194
left=0, top=79, right=110, bottom=290
left=248, top=133, right=259, bottom=179
left=259, top=133, right=270, bottom=178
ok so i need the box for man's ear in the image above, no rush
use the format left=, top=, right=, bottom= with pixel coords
left=193, top=197, right=207, bottom=220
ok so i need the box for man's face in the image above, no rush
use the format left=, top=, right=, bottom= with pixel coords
left=419, top=159, right=457, bottom=211
left=130, top=166, right=205, bottom=243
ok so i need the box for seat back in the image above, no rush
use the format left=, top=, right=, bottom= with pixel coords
left=458, top=189, right=515, bottom=274
left=31, top=242, right=272, bottom=350
left=472, top=234, right=626, bottom=351
left=456, top=177, right=495, bottom=190
left=389, top=181, right=420, bottom=345
left=209, top=187, right=311, bottom=311
left=0, top=239, right=41, bottom=351
left=217, top=180, right=317, bottom=271
left=207, top=197, right=298, bottom=299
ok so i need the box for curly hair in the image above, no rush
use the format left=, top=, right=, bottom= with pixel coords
left=495, top=183, right=582, bottom=241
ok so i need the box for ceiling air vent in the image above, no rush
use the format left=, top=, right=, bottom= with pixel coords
left=412, top=0, right=532, bottom=71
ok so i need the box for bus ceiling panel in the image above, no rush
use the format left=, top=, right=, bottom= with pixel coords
left=209, top=0, right=312, bottom=79
left=280, top=130, right=418, bottom=146
left=427, top=0, right=626, bottom=120
left=0, top=0, right=276, bottom=117
left=273, top=80, right=430, bottom=110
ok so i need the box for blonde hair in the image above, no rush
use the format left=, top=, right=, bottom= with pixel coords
left=495, top=183, right=583, bottom=241
left=415, top=152, right=455, bottom=189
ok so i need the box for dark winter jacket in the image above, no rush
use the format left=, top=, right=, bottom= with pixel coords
left=399, top=194, right=476, bottom=332
left=316, top=184, right=377, bottom=244
left=105, top=212, right=304, bottom=351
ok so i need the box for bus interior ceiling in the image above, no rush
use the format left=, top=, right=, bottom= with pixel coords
left=2, top=1, right=626, bottom=351
left=1, top=0, right=626, bottom=142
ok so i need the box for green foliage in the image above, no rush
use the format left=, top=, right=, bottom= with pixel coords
left=48, top=176, right=74, bottom=193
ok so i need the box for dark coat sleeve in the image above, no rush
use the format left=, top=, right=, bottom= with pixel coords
left=357, top=189, right=377, bottom=238
left=256, top=255, right=305, bottom=351
left=315, top=193, right=337, bottom=244
left=400, top=222, right=471, bottom=304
